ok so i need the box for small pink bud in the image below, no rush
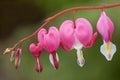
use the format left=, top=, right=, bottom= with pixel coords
left=15, top=48, right=22, bottom=69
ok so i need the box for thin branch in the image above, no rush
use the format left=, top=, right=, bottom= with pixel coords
left=11, top=2, right=120, bottom=50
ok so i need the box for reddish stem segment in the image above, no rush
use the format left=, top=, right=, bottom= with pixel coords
left=11, top=3, right=120, bottom=50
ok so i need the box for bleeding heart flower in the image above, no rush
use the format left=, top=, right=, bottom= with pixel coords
left=29, top=43, right=42, bottom=58
left=60, top=18, right=97, bottom=67
left=38, top=26, right=60, bottom=69
left=60, top=20, right=75, bottom=50
left=97, top=11, right=116, bottom=61
left=29, top=43, right=43, bottom=72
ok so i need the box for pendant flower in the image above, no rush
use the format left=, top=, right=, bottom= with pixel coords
left=97, top=11, right=116, bottom=61
left=60, top=18, right=97, bottom=67
left=38, top=27, right=60, bottom=69
left=29, top=43, right=43, bottom=72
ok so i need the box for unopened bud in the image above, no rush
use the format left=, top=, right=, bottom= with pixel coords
left=10, top=51, right=15, bottom=63
left=15, top=57, right=21, bottom=69
left=3, top=48, right=12, bottom=55
left=15, top=48, right=22, bottom=69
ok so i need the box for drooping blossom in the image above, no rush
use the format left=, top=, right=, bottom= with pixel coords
left=29, top=43, right=43, bottom=72
left=38, top=27, right=60, bottom=69
left=97, top=11, right=116, bottom=61
left=60, top=18, right=97, bottom=67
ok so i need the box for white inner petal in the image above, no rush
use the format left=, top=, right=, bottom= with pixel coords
left=73, top=36, right=85, bottom=67
left=73, top=36, right=83, bottom=50
left=37, top=58, right=40, bottom=70
left=49, top=53, right=59, bottom=67
left=100, top=41, right=116, bottom=61
left=76, top=49, right=85, bottom=67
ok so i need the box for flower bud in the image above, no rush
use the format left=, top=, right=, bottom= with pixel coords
left=15, top=48, right=22, bottom=69
left=3, top=48, right=12, bottom=55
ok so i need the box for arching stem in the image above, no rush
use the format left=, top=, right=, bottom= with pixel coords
left=10, top=3, right=120, bottom=50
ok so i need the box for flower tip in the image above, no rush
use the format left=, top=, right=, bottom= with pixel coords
left=10, top=57, right=15, bottom=63
left=3, top=48, right=12, bottom=55
left=15, top=48, right=22, bottom=69
left=54, top=64, right=59, bottom=70
left=100, top=41, right=116, bottom=61
left=77, top=58, right=85, bottom=67
left=35, top=63, right=43, bottom=72
left=15, top=57, right=21, bottom=69
left=76, top=50, right=85, bottom=67
left=93, top=32, right=98, bottom=39
left=10, top=51, right=15, bottom=63
left=88, top=32, right=98, bottom=48
left=49, top=53, right=59, bottom=70
left=106, top=53, right=112, bottom=61
left=35, top=58, right=43, bottom=72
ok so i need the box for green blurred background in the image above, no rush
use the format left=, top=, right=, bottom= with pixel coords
left=0, top=0, right=120, bottom=80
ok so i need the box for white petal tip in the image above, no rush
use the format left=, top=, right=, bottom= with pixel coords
left=106, top=54, right=112, bottom=61
left=77, top=58, right=85, bottom=67
left=49, top=53, right=59, bottom=69
left=100, top=41, right=116, bottom=61
left=76, top=49, right=85, bottom=67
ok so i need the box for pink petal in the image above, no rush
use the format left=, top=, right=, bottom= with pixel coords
left=43, top=26, right=60, bottom=53
left=15, top=48, right=22, bottom=58
left=15, top=48, right=22, bottom=69
left=59, top=20, right=75, bottom=50
left=97, top=11, right=114, bottom=42
left=90, top=32, right=98, bottom=47
left=75, top=18, right=93, bottom=47
left=29, top=43, right=42, bottom=58
left=86, top=32, right=98, bottom=48
left=37, top=28, right=47, bottom=47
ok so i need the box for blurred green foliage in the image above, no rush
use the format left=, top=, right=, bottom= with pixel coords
left=0, top=0, right=120, bottom=80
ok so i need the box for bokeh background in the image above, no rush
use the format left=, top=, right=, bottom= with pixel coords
left=0, top=0, right=120, bottom=80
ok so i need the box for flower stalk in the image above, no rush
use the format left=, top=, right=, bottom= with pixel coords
left=4, top=2, right=120, bottom=51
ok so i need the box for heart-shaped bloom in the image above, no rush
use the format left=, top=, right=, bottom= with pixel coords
left=38, top=26, right=60, bottom=69
left=60, top=18, right=97, bottom=67
left=60, top=20, right=75, bottom=50
left=29, top=43, right=43, bottom=72
left=29, top=43, right=42, bottom=58
left=97, top=11, right=116, bottom=61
